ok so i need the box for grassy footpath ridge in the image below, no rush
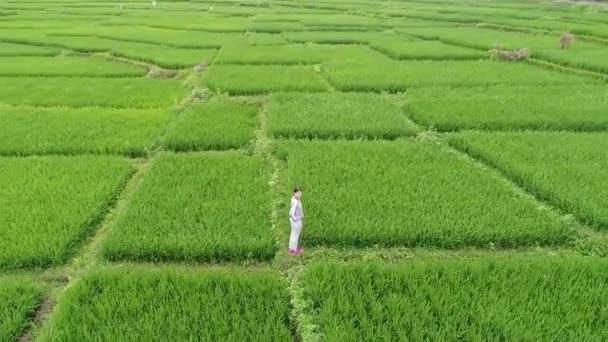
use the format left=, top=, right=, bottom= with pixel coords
left=103, top=152, right=275, bottom=262
left=274, top=140, right=572, bottom=248
left=300, top=256, right=608, bottom=340
left=0, top=156, right=133, bottom=269
left=39, top=267, right=291, bottom=341
left=0, top=278, right=44, bottom=341
left=0, top=106, right=175, bottom=156
left=449, top=132, right=608, bottom=230
left=407, top=85, right=608, bottom=131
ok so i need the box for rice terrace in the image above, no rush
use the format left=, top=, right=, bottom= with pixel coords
left=1, top=0, right=608, bottom=340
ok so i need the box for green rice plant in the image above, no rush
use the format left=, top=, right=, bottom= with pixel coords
left=407, top=85, right=608, bottom=131
left=4, top=34, right=117, bottom=52
left=274, top=140, right=571, bottom=248
left=249, top=20, right=307, bottom=33
left=39, top=267, right=291, bottom=341
left=0, top=42, right=58, bottom=56
left=301, top=256, right=608, bottom=341
left=449, top=132, right=608, bottom=230
left=0, top=77, right=183, bottom=108
left=103, top=152, right=275, bottom=262
left=110, top=41, right=217, bottom=69
left=370, top=39, right=487, bottom=60
left=267, top=92, right=418, bottom=139
left=0, top=105, right=174, bottom=157
left=203, top=65, right=327, bottom=95
left=246, top=32, right=287, bottom=45
left=283, top=30, right=396, bottom=44
left=0, top=56, right=146, bottom=77
left=163, top=99, right=258, bottom=151
left=0, top=156, right=132, bottom=268
left=401, top=27, right=608, bottom=73
left=322, top=59, right=589, bottom=92
left=0, top=278, right=44, bottom=341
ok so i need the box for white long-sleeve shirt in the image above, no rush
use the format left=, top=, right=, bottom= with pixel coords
left=289, top=197, right=304, bottom=222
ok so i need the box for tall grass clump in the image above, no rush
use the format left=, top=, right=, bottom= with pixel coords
left=274, top=140, right=571, bottom=248
left=0, top=77, right=183, bottom=108
left=449, top=132, right=608, bottom=230
left=0, top=278, right=43, bottom=341
left=204, top=65, right=327, bottom=95
left=0, top=156, right=133, bottom=269
left=301, top=256, right=608, bottom=341
left=40, top=267, right=292, bottom=341
left=103, top=152, right=275, bottom=262
left=267, top=92, right=418, bottom=139
left=163, top=99, right=258, bottom=151
left=0, top=56, right=146, bottom=77
left=407, top=84, right=608, bottom=131
left=0, top=106, right=175, bottom=157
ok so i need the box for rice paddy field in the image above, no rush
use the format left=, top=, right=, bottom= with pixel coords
left=1, top=0, right=607, bottom=340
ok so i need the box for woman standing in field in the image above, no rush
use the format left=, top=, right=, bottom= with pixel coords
left=289, top=187, right=304, bottom=255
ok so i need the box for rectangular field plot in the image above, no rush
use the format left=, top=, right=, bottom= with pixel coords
left=322, top=60, right=589, bottom=92
left=40, top=268, right=291, bottom=341
left=163, top=99, right=258, bottom=151
left=0, top=278, right=43, bottom=342
left=283, top=31, right=395, bottom=44
left=0, top=156, right=132, bottom=268
left=0, top=77, right=182, bottom=108
left=204, top=65, right=327, bottom=95
left=369, top=40, right=487, bottom=60
left=267, top=92, right=418, bottom=139
left=110, top=42, right=217, bottom=69
left=301, top=257, right=608, bottom=341
left=246, top=32, right=287, bottom=45
left=408, top=85, right=608, bottom=131
left=0, top=42, right=58, bottom=56
left=0, top=106, right=174, bottom=157
left=274, top=140, right=570, bottom=248
left=449, top=132, right=608, bottom=230
left=103, top=152, right=274, bottom=262
left=0, top=56, right=146, bottom=77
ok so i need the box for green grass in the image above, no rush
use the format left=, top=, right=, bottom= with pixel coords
left=0, top=77, right=182, bottom=108
left=0, top=156, right=132, bottom=269
left=245, top=32, right=288, bottom=45
left=302, top=256, right=608, bottom=341
left=322, top=59, right=590, bottom=92
left=370, top=39, right=487, bottom=60
left=0, top=105, right=175, bottom=157
left=40, top=267, right=291, bottom=341
left=407, top=84, right=608, bottom=131
left=0, top=278, right=43, bottom=341
left=283, top=30, right=397, bottom=44
left=274, top=140, right=571, bottom=248
left=103, top=152, right=275, bottom=262
left=0, top=56, right=146, bottom=77
left=449, top=132, right=608, bottom=230
left=204, top=65, right=327, bottom=95
left=0, top=41, right=58, bottom=56
left=110, top=41, right=218, bottom=69
left=163, top=99, right=258, bottom=151
left=267, top=92, right=418, bottom=139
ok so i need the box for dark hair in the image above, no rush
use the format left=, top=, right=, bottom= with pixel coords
left=293, top=187, right=302, bottom=193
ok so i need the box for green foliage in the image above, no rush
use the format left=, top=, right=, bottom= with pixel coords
left=322, top=59, right=589, bottom=92
left=245, top=32, right=288, bottom=45
left=0, top=278, right=43, bottom=341
left=110, top=42, right=218, bottom=69
left=40, top=268, right=291, bottom=341
left=267, top=92, right=418, bottom=139
left=407, top=85, right=608, bottom=131
left=0, top=156, right=133, bottom=268
left=0, top=105, right=174, bottom=156
left=103, top=152, right=275, bottom=262
left=0, top=56, right=145, bottom=77
left=0, top=77, right=182, bottom=108
left=274, top=140, right=571, bottom=248
left=163, top=100, right=258, bottom=151
left=204, top=65, right=327, bottom=94
left=283, top=30, right=397, bottom=44
left=370, top=39, right=487, bottom=60
left=0, top=42, right=58, bottom=56
left=449, top=132, right=608, bottom=230
left=302, top=256, right=608, bottom=340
